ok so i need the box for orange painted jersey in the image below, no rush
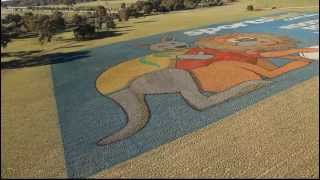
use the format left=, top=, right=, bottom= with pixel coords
left=175, top=48, right=260, bottom=70
left=175, top=48, right=262, bottom=92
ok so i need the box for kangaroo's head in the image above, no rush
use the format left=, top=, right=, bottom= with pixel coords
left=150, top=35, right=189, bottom=52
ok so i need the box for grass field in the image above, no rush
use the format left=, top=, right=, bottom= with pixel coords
left=1, top=0, right=319, bottom=62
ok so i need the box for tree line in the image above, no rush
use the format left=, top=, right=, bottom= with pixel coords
left=1, top=0, right=234, bottom=48
left=1, top=6, right=116, bottom=48
left=117, top=0, right=225, bottom=21
left=128, top=0, right=224, bottom=15
left=1, top=0, right=95, bottom=7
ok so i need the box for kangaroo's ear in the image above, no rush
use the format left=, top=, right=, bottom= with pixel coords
left=160, top=35, right=168, bottom=42
left=161, top=34, right=176, bottom=42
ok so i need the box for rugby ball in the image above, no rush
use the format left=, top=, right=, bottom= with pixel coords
left=299, top=45, right=319, bottom=61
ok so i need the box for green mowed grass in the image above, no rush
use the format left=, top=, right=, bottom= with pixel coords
left=1, top=0, right=319, bottom=62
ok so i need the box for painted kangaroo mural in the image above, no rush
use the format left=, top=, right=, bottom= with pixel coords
left=96, top=33, right=319, bottom=146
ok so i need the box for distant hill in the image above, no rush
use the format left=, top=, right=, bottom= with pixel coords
left=1, top=0, right=97, bottom=7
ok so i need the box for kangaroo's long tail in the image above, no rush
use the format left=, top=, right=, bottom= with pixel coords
left=96, top=89, right=149, bottom=146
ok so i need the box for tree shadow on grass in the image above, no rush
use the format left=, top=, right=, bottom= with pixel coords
left=14, top=33, right=38, bottom=39
left=133, top=20, right=157, bottom=24
left=115, top=25, right=133, bottom=29
left=94, top=30, right=124, bottom=39
left=1, top=50, right=42, bottom=58
left=1, top=50, right=90, bottom=69
left=62, top=30, right=129, bottom=42
left=94, top=30, right=136, bottom=39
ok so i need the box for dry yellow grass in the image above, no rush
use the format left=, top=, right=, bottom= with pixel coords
left=1, top=66, right=67, bottom=178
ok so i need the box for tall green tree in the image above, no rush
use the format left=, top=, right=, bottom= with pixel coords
left=51, top=11, right=66, bottom=32
left=23, top=12, right=38, bottom=32
left=36, top=15, right=55, bottom=44
left=1, top=25, right=11, bottom=49
left=184, top=0, right=198, bottom=9
left=73, top=24, right=96, bottom=40
left=150, top=0, right=162, bottom=11
left=95, top=6, right=107, bottom=31
left=119, top=4, right=130, bottom=21
left=62, top=0, right=76, bottom=10
left=142, top=1, right=153, bottom=14
left=2, top=14, right=24, bottom=35
left=134, top=1, right=144, bottom=11
left=35, top=12, right=66, bottom=44
left=121, top=2, right=127, bottom=9
left=72, top=14, right=87, bottom=26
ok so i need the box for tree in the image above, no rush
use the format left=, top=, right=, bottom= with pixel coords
left=184, top=0, right=198, bottom=9
left=119, top=5, right=130, bottom=21
left=23, top=12, right=38, bottom=32
left=2, top=14, right=22, bottom=25
left=160, top=0, right=184, bottom=11
left=30, top=12, right=66, bottom=44
left=95, top=6, right=107, bottom=31
left=96, top=5, right=107, bottom=17
left=142, top=1, right=153, bottom=14
left=160, top=0, right=174, bottom=11
left=36, top=15, right=55, bottom=44
left=213, top=0, right=224, bottom=6
left=71, top=14, right=98, bottom=41
left=247, top=5, right=254, bottom=11
left=134, top=1, right=144, bottom=11
left=1, top=25, right=11, bottom=49
left=72, top=14, right=87, bottom=26
left=94, top=6, right=116, bottom=31
left=105, top=15, right=116, bottom=29
left=150, top=0, right=162, bottom=11
left=2, top=14, right=23, bottom=34
left=62, top=0, right=76, bottom=7
left=120, top=2, right=126, bottom=9
left=173, top=0, right=185, bottom=10
left=73, top=24, right=96, bottom=40
left=51, top=11, right=66, bottom=32
left=128, top=5, right=140, bottom=18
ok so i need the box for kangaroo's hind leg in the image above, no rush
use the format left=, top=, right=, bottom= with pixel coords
left=97, top=88, right=149, bottom=146
left=97, top=69, right=183, bottom=146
